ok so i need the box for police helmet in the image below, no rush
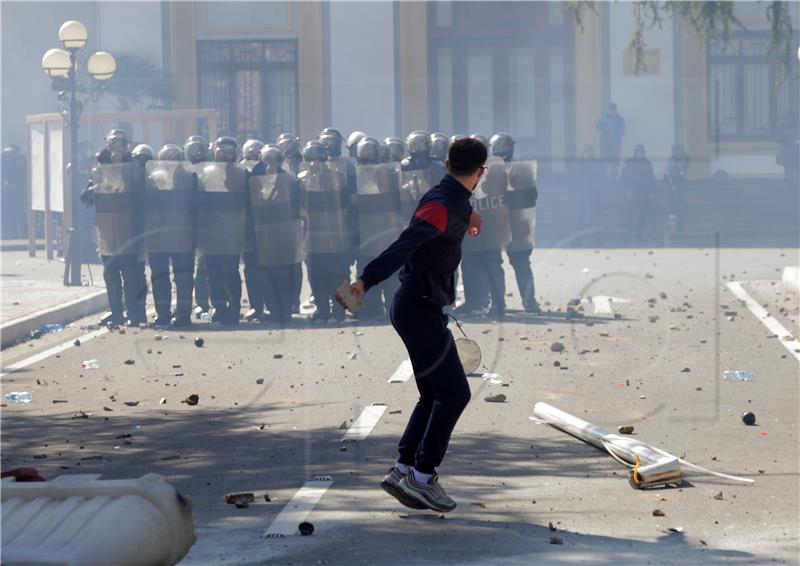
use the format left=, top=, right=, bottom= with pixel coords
left=260, top=144, right=284, bottom=169
left=105, top=129, right=130, bottom=152
left=157, top=144, right=185, bottom=161
left=212, top=136, right=239, bottom=162
left=319, top=133, right=342, bottom=160
left=276, top=134, right=301, bottom=158
left=406, top=131, right=431, bottom=155
left=430, top=133, right=449, bottom=162
left=131, top=143, right=154, bottom=163
left=301, top=140, right=327, bottom=163
left=242, top=139, right=265, bottom=161
left=356, top=137, right=380, bottom=163
left=384, top=137, right=406, bottom=163
left=184, top=135, right=209, bottom=163
left=490, top=133, right=515, bottom=161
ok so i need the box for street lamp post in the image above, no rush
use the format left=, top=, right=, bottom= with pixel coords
left=41, top=20, right=115, bottom=286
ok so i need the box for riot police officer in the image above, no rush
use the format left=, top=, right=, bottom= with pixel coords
left=145, top=144, right=196, bottom=327
left=299, top=140, right=351, bottom=322
left=81, top=129, right=147, bottom=327
left=195, top=137, right=247, bottom=325
left=492, top=133, right=541, bottom=313
left=320, top=128, right=358, bottom=290
left=354, top=136, right=404, bottom=319
left=275, top=132, right=305, bottom=312
left=185, top=135, right=212, bottom=318
left=249, top=144, right=303, bottom=325
left=460, top=159, right=510, bottom=318
left=239, top=139, right=268, bottom=321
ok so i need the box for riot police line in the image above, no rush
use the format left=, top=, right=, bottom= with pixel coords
left=81, top=128, right=541, bottom=329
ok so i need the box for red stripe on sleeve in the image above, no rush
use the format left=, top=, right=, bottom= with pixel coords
left=414, top=201, right=448, bottom=233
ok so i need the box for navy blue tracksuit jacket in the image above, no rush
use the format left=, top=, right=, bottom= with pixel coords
left=359, top=174, right=473, bottom=305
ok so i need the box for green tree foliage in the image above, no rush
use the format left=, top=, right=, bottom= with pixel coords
left=99, top=49, right=174, bottom=111
left=567, top=1, right=795, bottom=76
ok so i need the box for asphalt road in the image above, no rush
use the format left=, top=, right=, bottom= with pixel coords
left=1, top=248, right=798, bottom=565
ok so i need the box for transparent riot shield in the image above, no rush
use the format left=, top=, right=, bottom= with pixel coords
left=301, top=161, right=349, bottom=254
left=463, top=160, right=510, bottom=252
left=249, top=172, right=303, bottom=267
left=399, top=169, right=432, bottom=222
left=506, top=160, right=538, bottom=251
left=92, top=162, right=142, bottom=256
left=193, top=162, right=247, bottom=255
left=144, top=160, right=195, bottom=253
left=356, top=162, right=404, bottom=257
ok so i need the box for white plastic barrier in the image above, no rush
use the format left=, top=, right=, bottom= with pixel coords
left=1, top=473, right=196, bottom=565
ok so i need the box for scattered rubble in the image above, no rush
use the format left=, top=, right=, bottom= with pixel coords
left=484, top=394, right=507, bottom=403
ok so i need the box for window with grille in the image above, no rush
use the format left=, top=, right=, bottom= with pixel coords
left=707, top=32, right=798, bottom=141
left=197, top=40, right=298, bottom=143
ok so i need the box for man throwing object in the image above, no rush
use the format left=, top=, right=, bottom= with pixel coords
left=339, top=138, right=486, bottom=512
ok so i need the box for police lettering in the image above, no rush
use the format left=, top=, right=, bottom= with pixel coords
left=471, top=194, right=506, bottom=211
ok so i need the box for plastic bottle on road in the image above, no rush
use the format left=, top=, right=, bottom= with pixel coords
left=81, top=359, right=100, bottom=370
left=723, top=370, right=753, bottom=382
left=5, top=392, right=32, bottom=403
left=42, top=324, right=65, bottom=333
left=198, top=312, right=211, bottom=322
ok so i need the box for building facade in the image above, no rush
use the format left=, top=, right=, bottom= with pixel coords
left=3, top=1, right=797, bottom=178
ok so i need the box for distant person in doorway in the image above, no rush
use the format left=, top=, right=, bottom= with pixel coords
left=621, top=144, right=655, bottom=242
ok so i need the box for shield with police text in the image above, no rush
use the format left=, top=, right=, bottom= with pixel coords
left=301, top=161, right=349, bottom=254
left=92, top=162, right=144, bottom=256
left=143, top=160, right=195, bottom=254
left=193, top=162, right=247, bottom=255
left=463, top=160, right=510, bottom=252
left=356, top=162, right=404, bottom=257
left=505, top=160, right=538, bottom=250
left=249, top=172, right=302, bottom=266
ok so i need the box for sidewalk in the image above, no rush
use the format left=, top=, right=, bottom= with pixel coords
left=1, top=250, right=106, bottom=348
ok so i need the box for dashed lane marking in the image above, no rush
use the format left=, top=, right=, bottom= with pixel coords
left=727, top=281, right=800, bottom=363
left=388, top=359, right=413, bottom=383
left=263, top=478, right=334, bottom=537
left=341, top=404, right=388, bottom=442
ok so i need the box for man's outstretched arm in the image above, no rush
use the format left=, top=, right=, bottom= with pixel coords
left=358, top=200, right=449, bottom=292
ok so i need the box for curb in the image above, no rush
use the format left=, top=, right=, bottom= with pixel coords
left=1, top=289, right=108, bottom=349
left=782, top=266, right=800, bottom=293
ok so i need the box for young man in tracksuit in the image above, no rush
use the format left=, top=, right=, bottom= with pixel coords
left=343, top=138, right=485, bottom=513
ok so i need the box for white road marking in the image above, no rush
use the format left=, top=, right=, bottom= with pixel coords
left=727, top=281, right=800, bottom=362
left=590, top=295, right=630, bottom=315
left=0, top=327, right=109, bottom=378
left=341, top=404, right=387, bottom=442
left=388, top=359, right=413, bottom=383
left=263, top=478, right=333, bottom=537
